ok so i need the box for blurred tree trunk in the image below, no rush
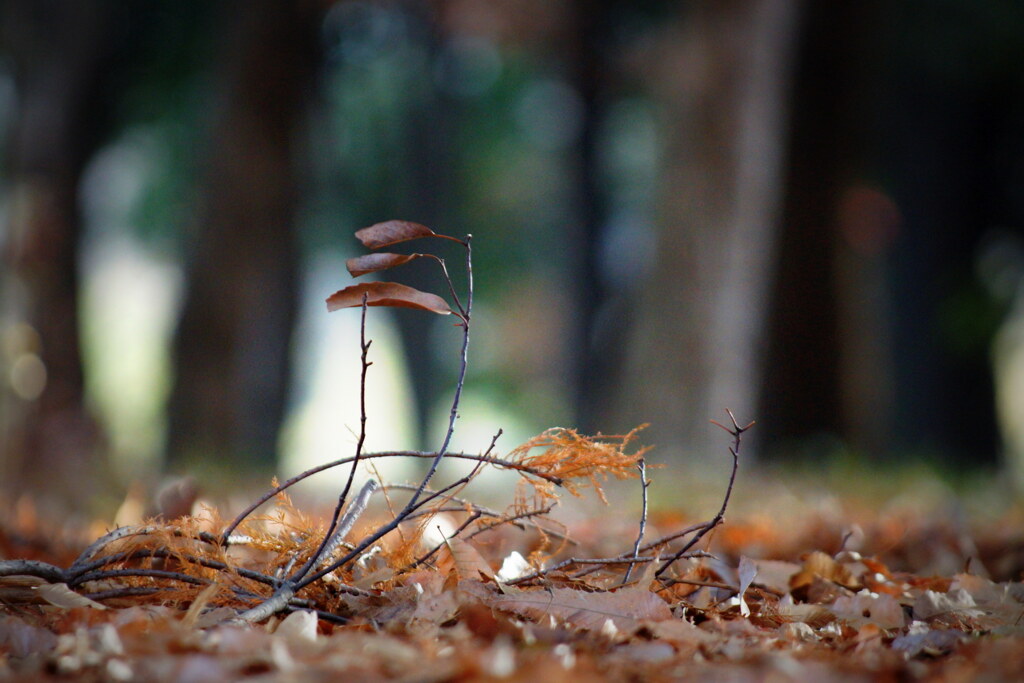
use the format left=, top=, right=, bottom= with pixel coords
left=0, top=0, right=113, bottom=509
left=604, top=0, right=800, bottom=462
left=166, top=0, right=320, bottom=474
left=569, top=0, right=614, bottom=434
left=761, top=1, right=890, bottom=458
left=394, top=0, right=458, bottom=450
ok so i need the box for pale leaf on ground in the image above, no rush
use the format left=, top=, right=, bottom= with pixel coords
left=36, top=583, right=107, bottom=610
left=491, top=586, right=671, bottom=633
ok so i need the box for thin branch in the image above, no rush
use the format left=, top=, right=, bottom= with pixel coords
left=504, top=556, right=656, bottom=586
left=218, top=449, right=561, bottom=546
left=424, top=254, right=466, bottom=319
left=0, top=559, right=67, bottom=583
left=71, top=568, right=210, bottom=587
left=413, top=512, right=484, bottom=568
left=655, top=410, right=751, bottom=578
left=403, top=235, right=473, bottom=512
left=465, top=504, right=559, bottom=541
left=622, top=457, right=649, bottom=585
left=70, top=526, right=220, bottom=574
left=295, top=236, right=475, bottom=591
left=290, top=297, right=373, bottom=584
left=568, top=521, right=710, bottom=581
left=233, top=584, right=295, bottom=624
left=83, top=587, right=166, bottom=602
left=313, top=479, right=380, bottom=572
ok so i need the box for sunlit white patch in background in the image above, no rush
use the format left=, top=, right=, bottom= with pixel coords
left=427, top=388, right=533, bottom=497
left=279, top=255, right=419, bottom=495
left=79, top=131, right=182, bottom=482
left=80, top=239, right=181, bottom=481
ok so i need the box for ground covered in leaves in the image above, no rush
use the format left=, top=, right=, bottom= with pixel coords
left=3, top=471, right=1022, bottom=682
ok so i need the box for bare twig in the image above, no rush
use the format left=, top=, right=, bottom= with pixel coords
left=72, top=568, right=210, bottom=587
left=290, top=297, right=373, bottom=584
left=622, top=457, right=649, bottom=585
left=294, top=237, right=475, bottom=591
left=233, top=584, right=296, bottom=624
left=0, top=559, right=66, bottom=583
left=313, top=479, right=380, bottom=572
left=655, top=410, right=751, bottom=578
left=218, top=450, right=561, bottom=546
left=505, top=556, right=656, bottom=586
left=403, top=235, right=473, bottom=511
left=71, top=525, right=220, bottom=575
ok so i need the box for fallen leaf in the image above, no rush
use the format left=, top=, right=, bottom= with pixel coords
left=182, top=583, right=220, bottom=628
left=913, top=588, right=983, bottom=621
left=892, top=621, right=965, bottom=657
left=830, top=590, right=905, bottom=629
left=750, top=559, right=801, bottom=594
left=790, top=551, right=860, bottom=593
left=0, top=615, right=59, bottom=657
left=737, top=556, right=757, bottom=617
left=35, top=583, right=107, bottom=610
left=275, top=610, right=319, bottom=645
left=491, top=586, right=671, bottom=633
left=326, top=282, right=451, bottom=316
left=443, top=538, right=497, bottom=583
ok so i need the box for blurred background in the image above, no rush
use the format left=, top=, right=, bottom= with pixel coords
left=2, top=0, right=1024, bottom=514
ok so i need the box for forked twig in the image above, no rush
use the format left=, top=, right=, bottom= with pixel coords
left=290, top=296, right=374, bottom=584
left=654, top=410, right=752, bottom=578
left=622, top=457, right=649, bottom=585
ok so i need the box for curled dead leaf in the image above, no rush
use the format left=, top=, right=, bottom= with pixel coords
left=347, top=253, right=424, bottom=278
left=326, top=282, right=451, bottom=316
left=355, top=220, right=441, bottom=249
left=789, top=551, right=861, bottom=593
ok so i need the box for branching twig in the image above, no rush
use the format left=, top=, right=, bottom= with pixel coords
left=655, top=410, right=752, bottom=578
left=504, top=556, right=657, bottom=586
left=313, top=479, right=380, bottom=572
left=6, top=228, right=753, bottom=629
left=218, top=449, right=561, bottom=546
left=293, top=238, right=475, bottom=591
left=622, top=457, right=649, bottom=585
left=290, top=297, right=373, bottom=584
left=0, top=559, right=67, bottom=583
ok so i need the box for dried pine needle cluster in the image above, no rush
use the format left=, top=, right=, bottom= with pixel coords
left=506, top=426, right=650, bottom=506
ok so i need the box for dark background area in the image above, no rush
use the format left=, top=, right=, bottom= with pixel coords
left=2, top=0, right=1024, bottom=513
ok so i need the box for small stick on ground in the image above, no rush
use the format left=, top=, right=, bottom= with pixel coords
left=622, top=457, right=649, bottom=585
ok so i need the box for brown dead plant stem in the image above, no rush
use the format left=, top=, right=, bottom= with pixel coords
left=0, top=222, right=748, bottom=627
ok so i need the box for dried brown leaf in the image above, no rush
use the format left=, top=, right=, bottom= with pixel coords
left=355, top=220, right=439, bottom=249
left=789, top=551, right=861, bottom=593
left=444, top=538, right=497, bottom=583
left=326, top=282, right=451, bottom=316
left=491, top=585, right=671, bottom=633
left=346, top=253, right=423, bottom=278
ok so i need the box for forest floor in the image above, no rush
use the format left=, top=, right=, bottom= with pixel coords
left=1, top=448, right=1022, bottom=682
